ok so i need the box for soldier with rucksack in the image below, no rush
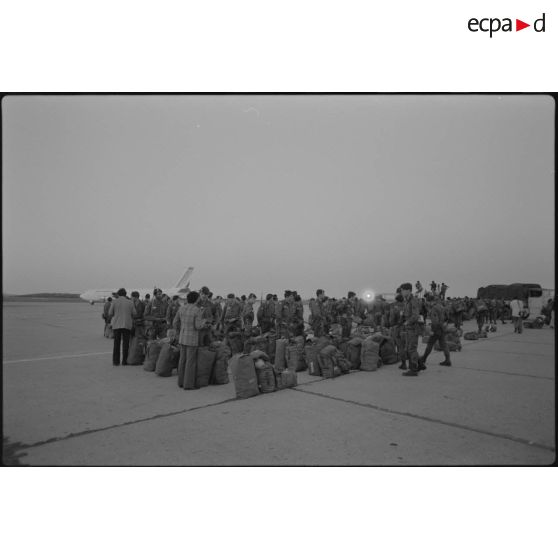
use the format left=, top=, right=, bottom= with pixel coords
left=309, top=289, right=328, bottom=337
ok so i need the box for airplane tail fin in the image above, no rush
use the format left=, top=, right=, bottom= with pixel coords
left=174, top=267, right=194, bottom=290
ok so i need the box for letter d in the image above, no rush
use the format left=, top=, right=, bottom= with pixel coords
left=534, top=13, right=545, bottom=32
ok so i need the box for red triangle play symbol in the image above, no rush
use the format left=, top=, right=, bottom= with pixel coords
left=516, top=19, right=530, bottom=31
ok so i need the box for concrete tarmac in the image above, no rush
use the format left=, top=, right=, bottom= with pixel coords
left=2, top=301, right=555, bottom=465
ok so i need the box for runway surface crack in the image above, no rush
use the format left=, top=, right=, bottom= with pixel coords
left=291, top=387, right=555, bottom=453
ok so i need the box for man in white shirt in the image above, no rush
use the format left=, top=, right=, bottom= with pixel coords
left=509, top=298, right=525, bottom=334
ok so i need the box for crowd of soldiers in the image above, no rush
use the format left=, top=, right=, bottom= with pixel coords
left=102, top=281, right=536, bottom=377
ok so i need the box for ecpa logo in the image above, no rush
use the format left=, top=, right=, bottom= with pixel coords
left=468, top=12, right=546, bottom=37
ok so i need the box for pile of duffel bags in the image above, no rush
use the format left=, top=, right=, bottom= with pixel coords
left=523, top=316, right=545, bottom=329
left=139, top=329, right=231, bottom=387
left=302, top=331, right=398, bottom=378
left=230, top=350, right=297, bottom=399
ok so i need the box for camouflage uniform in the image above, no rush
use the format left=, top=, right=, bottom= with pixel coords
left=309, top=298, right=328, bottom=337
left=402, top=294, right=421, bottom=372
left=337, top=298, right=353, bottom=338
left=277, top=299, right=297, bottom=339
left=223, top=299, right=242, bottom=337
left=145, top=296, right=169, bottom=338
left=389, top=300, right=406, bottom=363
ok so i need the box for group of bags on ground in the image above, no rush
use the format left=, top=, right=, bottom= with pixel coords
left=231, top=327, right=403, bottom=399
left=420, top=324, right=499, bottom=347
left=421, top=324, right=496, bottom=346
left=124, top=330, right=232, bottom=388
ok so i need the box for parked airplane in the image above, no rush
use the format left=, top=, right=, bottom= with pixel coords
left=80, top=267, right=194, bottom=304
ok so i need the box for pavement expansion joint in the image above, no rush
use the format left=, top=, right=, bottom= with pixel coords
left=467, top=349, right=552, bottom=358
left=455, top=365, right=554, bottom=381
left=291, top=386, right=555, bottom=453
left=14, top=397, right=239, bottom=451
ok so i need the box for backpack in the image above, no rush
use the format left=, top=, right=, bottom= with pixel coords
left=464, top=331, right=479, bottom=340
left=255, top=361, right=276, bottom=393
left=275, top=369, right=298, bottom=390
left=318, top=345, right=341, bottom=379
left=286, top=342, right=307, bottom=372
left=379, top=338, right=399, bottom=365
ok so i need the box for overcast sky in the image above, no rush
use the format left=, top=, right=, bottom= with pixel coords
left=2, top=95, right=554, bottom=298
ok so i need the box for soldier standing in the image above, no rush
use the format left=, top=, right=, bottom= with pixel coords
left=257, top=293, right=276, bottom=334
left=131, top=292, right=146, bottom=338
left=400, top=282, right=422, bottom=376
left=309, top=289, right=328, bottom=337
left=145, top=288, right=169, bottom=339
left=277, top=290, right=296, bottom=339
left=389, top=290, right=407, bottom=370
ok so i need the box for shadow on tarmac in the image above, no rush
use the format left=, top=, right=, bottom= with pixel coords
left=2, top=437, right=29, bottom=466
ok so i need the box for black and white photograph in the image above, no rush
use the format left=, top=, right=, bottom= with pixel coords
left=2, top=93, right=555, bottom=466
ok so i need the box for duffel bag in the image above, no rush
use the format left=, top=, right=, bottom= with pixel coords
left=250, top=349, right=270, bottom=361
left=434, top=340, right=461, bottom=352
left=286, top=342, right=306, bottom=372
left=143, top=340, right=162, bottom=372
left=254, top=360, right=276, bottom=393
left=335, top=349, right=351, bottom=374
left=155, top=342, right=179, bottom=377
left=360, top=337, right=380, bottom=371
left=265, top=332, right=277, bottom=362
left=304, top=342, right=322, bottom=376
left=275, top=369, right=298, bottom=390
left=274, top=338, right=288, bottom=371
left=196, top=346, right=217, bottom=387
left=318, top=345, right=340, bottom=379
left=128, top=336, right=146, bottom=365
left=252, top=335, right=270, bottom=353
left=228, top=332, right=244, bottom=354
left=346, top=337, right=363, bottom=370
left=329, top=323, right=343, bottom=337
left=317, top=353, right=341, bottom=379
left=230, top=354, right=260, bottom=399
left=243, top=337, right=257, bottom=354
left=478, top=331, right=488, bottom=338
left=210, top=342, right=231, bottom=385
left=464, top=331, right=479, bottom=340
left=379, top=338, right=399, bottom=365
